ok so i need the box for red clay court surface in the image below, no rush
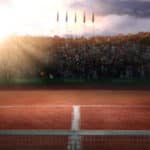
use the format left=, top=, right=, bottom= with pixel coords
left=0, top=89, right=150, bottom=150
left=81, top=106, right=150, bottom=130
left=0, top=105, right=150, bottom=130
left=0, top=107, right=72, bottom=129
left=0, top=89, right=149, bottom=106
left=0, top=89, right=150, bottom=130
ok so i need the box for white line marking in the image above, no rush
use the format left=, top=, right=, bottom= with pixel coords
left=68, top=105, right=81, bottom=150
left=81, top=105, right=150, bottom=108
left=72, top=106, right=80, bottom=131
left=0, top=105, right=72, bottom=108
left=0, top=105, right=149, bottom=108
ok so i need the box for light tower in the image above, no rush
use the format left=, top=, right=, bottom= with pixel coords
left=83, top=12, right=86, bottom=37
left=92, top=12, right=95, bottom=37
left=65, top=11, right=69, bottom=37
left=74, top=12, right=78, bottom=38
left=56, top=11, right=60, bottom=36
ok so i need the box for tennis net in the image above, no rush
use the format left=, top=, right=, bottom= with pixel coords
left=0, top=130, right=150, bottom=150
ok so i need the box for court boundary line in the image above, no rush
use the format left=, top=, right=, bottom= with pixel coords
left=72, top=106, right=80, bottom=131
left=68, top=105, right=81, bottom=150
left=0, top=104, right=150, bottom=108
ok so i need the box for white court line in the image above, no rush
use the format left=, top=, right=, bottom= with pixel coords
left=0, top=104, right=150, bottom=108
left=0, top=105, right=72, bottom=108
left=81, top=105, right=150, bottom=108
left=68, top=105, right=81, bottom=150
left=72, top=106, right=80, bottom=131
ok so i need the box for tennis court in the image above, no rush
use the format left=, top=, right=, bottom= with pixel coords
left=0, top=89, right=150, bottom=149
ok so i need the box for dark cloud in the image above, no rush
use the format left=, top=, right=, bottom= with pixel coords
left=70, top=0, right=150, bottom=18
left=101, top=15, right=150, bottom=35
left=83, top=15, right=150, bottom=36
left=70, top=0, right=150, bottom=35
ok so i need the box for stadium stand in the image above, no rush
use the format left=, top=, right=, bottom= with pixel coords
left=0, top=33, right=150, bottom=83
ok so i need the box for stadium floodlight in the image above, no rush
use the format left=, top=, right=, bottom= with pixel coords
left=74, top=13, right=77, bottom=24
left=92, top=12, right=96, bottom=41
left=65, top=12, right=68, bottom=23
left=65, top=12, right=69, bottom=35
left=57, top=11, right=59, bottom=23
left=83, top=12, right=86, bottom=24
left=74, top=12, right=77, bottom=38
left=56, top=11, right=60, bottom=36
left=92, top=12, right=95, bottom=23
left=92, top=12, right=95, bottom=35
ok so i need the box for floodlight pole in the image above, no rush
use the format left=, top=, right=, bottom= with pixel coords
left=83, top=12, right=86, bottom=38
left=92, top=12, right=95, bottom=38
left=74, top=12, right=77, bottom=39
left=56, top=11, right=60, bottom=36
left=65, top=11, right=68, bottom=37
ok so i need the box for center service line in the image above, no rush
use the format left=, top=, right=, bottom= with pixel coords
left=68, top=105, right=81, bottom=150
left=72, top=105, right=80, bottom=131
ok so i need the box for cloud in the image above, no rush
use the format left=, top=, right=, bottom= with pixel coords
left=0, top=0, right=149, bottom=36
left=68, top=0, right=150, bottom=36
left=70, top=0, right=150, bottom=18
left=98, top=15, right=150, bottom=35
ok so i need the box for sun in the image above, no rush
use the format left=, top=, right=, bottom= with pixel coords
left=0, top=7, right=14, bottom=40
left=0, top=0, right=100, bottom=37
left=0, top=26, right=11, bottom=40
left=0, top=0, right=69, bottom=38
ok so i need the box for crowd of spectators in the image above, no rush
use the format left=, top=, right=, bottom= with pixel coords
left=0, top=33, right=150, bottom=80
left=43, top=32, right=150, bottom=80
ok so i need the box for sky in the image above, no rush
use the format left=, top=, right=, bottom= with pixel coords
left=0, top=0, right=150, bottom=37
